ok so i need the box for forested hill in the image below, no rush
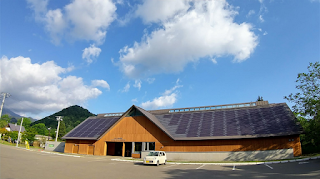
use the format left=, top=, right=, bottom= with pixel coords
left=31, top=105, right=95, bottom=132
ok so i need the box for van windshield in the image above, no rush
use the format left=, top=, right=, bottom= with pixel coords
left=147, top=152, right=159, bottom=156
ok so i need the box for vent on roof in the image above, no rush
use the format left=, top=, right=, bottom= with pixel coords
left=104, top=113, right=123, bottom=117
left=168, top=102, right=259, bottom=113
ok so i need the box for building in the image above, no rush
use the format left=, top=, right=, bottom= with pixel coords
left=5, top=123, right=25, bottom=132
left=62, top=101, right=303, bottom=161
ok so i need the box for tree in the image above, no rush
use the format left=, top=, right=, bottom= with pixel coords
left=0, top=114, right=11, bottom=123
left=58, top=121, right=66, bottom=139
left=31, top=123, right=47, bottom=135
left=9, top=131, right=18, bottom=142
left=22, top=128, right=36, bottom=142
left=285, top=62, right=320, bottom=153
left=17, top=117, right=32, bottom=129
left=257, top=96, right=264, bottom=101
left=0, top=120, right=8, bottom=128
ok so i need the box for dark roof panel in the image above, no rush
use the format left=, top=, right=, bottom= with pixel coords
left=62, top=116, right=120, bottom=140
left=154, top=103, right=302, bottom=140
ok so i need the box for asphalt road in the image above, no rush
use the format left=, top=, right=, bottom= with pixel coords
left=0, top=144, right=319, bottom=179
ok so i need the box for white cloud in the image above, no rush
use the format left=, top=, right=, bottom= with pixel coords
left=131, top=98, right=138, bottom=103
left=91, top=80, right=110, bottom=91
left=0, top=56, right=107, bottom=115
left=135, top=0, right=190, bottom=23
left=211, top=58, right=217, bottom=64
left=133, top=80, right=142, bottom=90
left=119, top=0, right=258, bottom=78
left=263, top=31, right=268, bottom=35
left=258, top=0, right=267, bottom=23
left=121, top=82, right=130, bottom=93
left=140, top=79, right=182, bottom=109
left=82, top=44, right=101, bottom=64
left=259, top=15, right=264, bottom=22
left=146, top=78, right=155, bottom=84
left=27, top=0, right=117, bottom=44
left=246, top=10, right=255, bottom=17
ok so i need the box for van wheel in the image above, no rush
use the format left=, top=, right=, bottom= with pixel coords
left=157, top=160, right=159, bottom=166
left=164, top=160, right=167, bottom=165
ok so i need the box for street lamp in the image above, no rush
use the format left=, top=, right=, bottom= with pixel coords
left=55, top=116, right=63, bottom=142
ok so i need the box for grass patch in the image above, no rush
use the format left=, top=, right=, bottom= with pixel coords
left=0, top=140, right=43, bottom=149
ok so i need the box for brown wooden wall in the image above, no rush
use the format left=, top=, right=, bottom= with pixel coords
left=64, top=115, right=302, bottom=156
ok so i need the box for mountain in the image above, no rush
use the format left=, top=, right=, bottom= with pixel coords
left=31, top=105, right=95, bottom=133
left=2, top=108, right=36, bottom=123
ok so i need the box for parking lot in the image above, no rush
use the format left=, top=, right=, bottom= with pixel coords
left=0, top=144, right=319, bottom=179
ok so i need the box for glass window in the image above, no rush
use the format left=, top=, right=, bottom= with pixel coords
left=149, top=142, right=155, bottom=151
left=147, top=151, right=159, bottom=156
left=134, top=142, right=142, bottom=153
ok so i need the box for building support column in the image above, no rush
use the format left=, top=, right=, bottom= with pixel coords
left=122, top=142, right=125, bottom=157
left=104, top=142, right=107, bottom=156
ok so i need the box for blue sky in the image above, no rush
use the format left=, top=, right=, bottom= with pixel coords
left=0, top=0, right=319, bottom=119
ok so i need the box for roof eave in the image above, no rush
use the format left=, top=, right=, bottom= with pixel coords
left=174, top=131, right=303, bottom=141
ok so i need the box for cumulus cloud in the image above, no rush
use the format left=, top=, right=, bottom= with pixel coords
left=82, top=44, right=101, bottom=64
left=27, top=0, right=117, bottom=44
left=91, top=80, right=110, bottom=90
left=0, top=56, right=108, bottom=115
left=135, top=0, right=190, bottom=23
left=140, top=79, right=182, bottom=110
left=118, top=0, right=258, bottom=78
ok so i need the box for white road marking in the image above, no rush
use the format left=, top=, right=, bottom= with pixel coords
left=299, top=162, right=309, bottom=164
left=164, top=164, right=179, bottom=168
left=196, top=164, right=206, bottom=170
left=265, top=164, right=273, bottom=169
left=41, top=151, right=80, bottom=157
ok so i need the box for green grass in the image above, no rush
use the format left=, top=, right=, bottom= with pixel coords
left=0, top=140, right=43, bottom=149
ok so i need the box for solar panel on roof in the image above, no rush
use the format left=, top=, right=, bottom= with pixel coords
left=64, top=117, right=120, bottom=139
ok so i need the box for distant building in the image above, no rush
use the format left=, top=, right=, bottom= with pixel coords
left=35, top=135, right=52, bottom=141
left=5, top=123, right=25, bottom=133
left=62, top=101, right=303, bottom=161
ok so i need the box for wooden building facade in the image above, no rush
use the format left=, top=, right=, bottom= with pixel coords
left=62, top=101, right=303, bottom=161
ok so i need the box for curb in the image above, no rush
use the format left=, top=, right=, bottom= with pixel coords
left=111, top=156, right=320, bottom=166
left=41, top=151, right=81, bottom=158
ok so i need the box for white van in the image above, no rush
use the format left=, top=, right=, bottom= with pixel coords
left=143, top=151, right=167, bottom=166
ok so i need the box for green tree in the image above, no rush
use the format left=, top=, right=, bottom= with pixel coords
left=285, top=62, right=320, bottom=153
left=17, top=117, right=32, bottom=129
left=0, top=120, right=8, bottom=128
left=22, top=128, right=36, bottom=142
left=58, top=121, right=66, bottom=139
left=0, top=114, right=11, bottom=122
left=31, top=123, right=47, bottom=135
left=0, top=114, right=11, bottom=128
left=257, top=96, right=264, bottom=101
left=9, top=131, right=18, bottom=142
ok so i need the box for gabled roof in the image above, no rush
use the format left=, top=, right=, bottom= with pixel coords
left=62, top=102, right=303, bottom=141
left=7, top=123, right=25, bottom=132
left=152, top=103, right=302, bottom=140
left=62, top=116, right=120, bottom=140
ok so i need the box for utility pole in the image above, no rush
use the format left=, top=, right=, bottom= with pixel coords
left=55, top=116, right=63, bottom=142
left=0, top=92, right=11, bottom=119
left=48, top=127, right=51, bottom=141
left=16, top=117, right=23, bottom=147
